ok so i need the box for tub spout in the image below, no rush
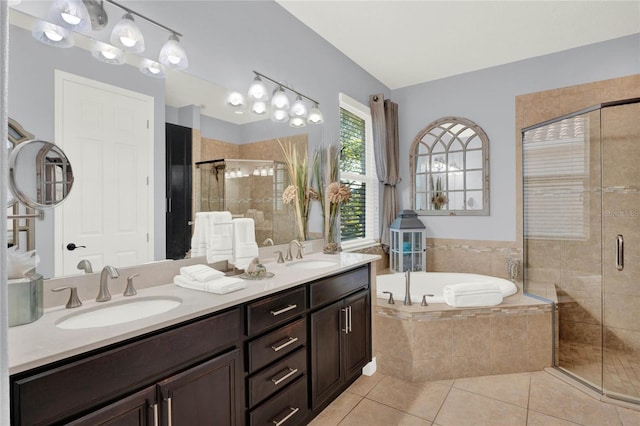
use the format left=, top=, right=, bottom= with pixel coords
left=404, top=270, right=412, bottom=306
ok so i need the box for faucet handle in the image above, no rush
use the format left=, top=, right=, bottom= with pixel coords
left=52, top=286, right=82, bottom=309
left=382, top=291, right=395, bottom=305
left=295, top=242, right=304, bottom=259
left=275, top=250, right=285, bottom=263
left=124, top=274, right=139, bottom=297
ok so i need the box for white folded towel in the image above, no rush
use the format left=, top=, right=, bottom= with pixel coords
left=179, top=265, right=225, bottom=282
left=191, top=211, right=235, bottom=263
left=231, top=218, right=259, bottom=270
left=443, top=282, right=503, bottom=308
left=174, top=275, right=246, bottom=295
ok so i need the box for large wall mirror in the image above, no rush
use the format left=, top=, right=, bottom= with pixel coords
left=7, top=4, right=318, bottom=278
left=410, top=116, right=490, bottom=216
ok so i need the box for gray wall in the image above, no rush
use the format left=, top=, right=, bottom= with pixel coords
left=392, top=34, right=640, bottom=242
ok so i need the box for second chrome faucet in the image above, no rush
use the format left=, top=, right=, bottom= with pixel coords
left=96, top=265, right=119, bottom=302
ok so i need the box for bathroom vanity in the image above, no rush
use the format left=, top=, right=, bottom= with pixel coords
left=8, top=253, right=377, bottom=425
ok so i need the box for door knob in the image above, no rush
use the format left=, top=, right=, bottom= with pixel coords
left=66, top=243, right=86, bottom=251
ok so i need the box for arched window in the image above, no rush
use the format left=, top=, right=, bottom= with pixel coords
left=410, top=117, right=489, bottom=215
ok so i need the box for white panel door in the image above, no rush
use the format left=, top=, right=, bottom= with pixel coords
left=54, top=71, right=153, bottom=276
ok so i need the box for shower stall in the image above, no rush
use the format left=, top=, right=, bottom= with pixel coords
left=194, top=159, right=297, bottom=245
left=523, top=98, right=640, bottom=404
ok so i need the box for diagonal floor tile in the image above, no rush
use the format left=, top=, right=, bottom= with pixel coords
left=366, top=375, right=451, bottom=421
left=309, top=391, right=362, bottom=426
left=348, top=372, right=386, bottom=397
left=527, top=410, right=582, bottom=425
left=434, top=388, right=527, bottom=426
left=529, top=372, right=622, bottom=425
left=340, top=398, right=431, bottom=426
left=453, top=372, right=531, bottom=408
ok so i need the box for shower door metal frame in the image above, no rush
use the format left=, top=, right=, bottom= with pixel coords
left=522, top=97, right=640, bottom=405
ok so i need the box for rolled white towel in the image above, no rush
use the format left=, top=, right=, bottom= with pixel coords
left=443, top=282, right=503, bottom=308
left=174, top=275, right=246, bottom=295
left=180, top=265, right=225, bottom=282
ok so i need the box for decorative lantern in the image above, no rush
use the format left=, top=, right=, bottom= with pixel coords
left=389, top=209, right=426, bottom=273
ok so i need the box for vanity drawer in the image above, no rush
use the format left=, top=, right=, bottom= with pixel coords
left=247, top=317, right=306, bottom=373
left=246, top=287, right=306, bottom=336
left=250, top=376, right=308, bottom=426
left=309, top=265, right=369, bottom=309
left=248, top=347, right=306, bottom=408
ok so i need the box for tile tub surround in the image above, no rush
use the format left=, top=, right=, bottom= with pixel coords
left=425, top=238, right=523, bottom=291
left=373, top=293, right=553, bottom=382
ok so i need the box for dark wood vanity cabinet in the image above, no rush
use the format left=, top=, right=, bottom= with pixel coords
left=10, top=263, right=373, bottom=426
left=310, top=289, right=370, bottom=411
left=10, top=308, right=242, bottom=426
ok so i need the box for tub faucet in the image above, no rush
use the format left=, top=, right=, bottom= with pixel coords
left=96, top=265, right=119, bottom=302
left=262, top=238, right=274, bottom=246
left=404, top=270, right=412, bottom=306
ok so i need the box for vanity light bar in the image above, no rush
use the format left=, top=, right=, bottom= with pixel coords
left=104, top=0, right=182, bottom=37
left=252, top=71, right=319, bottom=106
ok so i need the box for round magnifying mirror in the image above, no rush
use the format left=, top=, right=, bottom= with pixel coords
left=6, top=138, right=16, bottom=207
left=9, top=139, right=74, bottom=210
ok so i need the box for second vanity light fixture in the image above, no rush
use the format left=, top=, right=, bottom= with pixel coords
left=226, top=71, right=324, bottom=128
left=30, top=0, right=188, bottom=78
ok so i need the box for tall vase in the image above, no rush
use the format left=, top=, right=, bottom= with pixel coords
left=323, top=213, right=340, bottom=254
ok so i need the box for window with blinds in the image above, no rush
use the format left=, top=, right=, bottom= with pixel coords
left=339, top=96, right=378, bottom=245
left=523, top=115, right=590, bottom=240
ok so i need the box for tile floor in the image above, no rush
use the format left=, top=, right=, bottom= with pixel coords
left=310, top=370, right=640, bottom=426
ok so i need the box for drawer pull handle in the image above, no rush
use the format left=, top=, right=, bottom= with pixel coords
left=271, top=336, right=299, bottom=352
left=167, top=397, right=173, bottom=426
left=271, top=367, right=299, bottom=385
left=152, top=403, right=158, bottom=426
left=272, top=407, right=300, bottom=426
left=271, top=304, right=298, bottom=316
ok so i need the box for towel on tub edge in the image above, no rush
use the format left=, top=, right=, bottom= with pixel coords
left=442, top=282, right=503, bottom=308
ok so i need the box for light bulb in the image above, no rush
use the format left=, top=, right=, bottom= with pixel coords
left=307, top=103, right=324, bottom=124
left=139, top=59, right=165, bottom=78
left=61, top=12, right=81, bottom=25
left=45, top=29, right=64, bottom=42
left=251, top=101, right=268, bottom=115
left=110, top=13, right=145, bottom=53
left=271, top=108, right=289, bottom=123
left=271, top=87, right=290, bottom=110
left=289, top=116, right=306, bottom=128
left=159, top=34, right=188, bottom=70
left=32, top=20, right=73, bottom=48
left=248, top=75, right=268, bottom=101
left=290, top=96, right=307, bottom=117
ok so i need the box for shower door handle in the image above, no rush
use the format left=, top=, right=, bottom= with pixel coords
left=616, top=234, right=624, bottom=271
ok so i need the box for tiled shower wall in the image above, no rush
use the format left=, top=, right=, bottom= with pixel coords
left=516, top=74, right=640, bottom=395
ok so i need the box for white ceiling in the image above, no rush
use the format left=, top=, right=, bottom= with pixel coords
left=276, top=0, right=640, bottom=90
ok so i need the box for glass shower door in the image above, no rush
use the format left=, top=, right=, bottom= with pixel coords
left=523, top=109, right=604, bottom=391
left=601, top=102, right=640, bottom=402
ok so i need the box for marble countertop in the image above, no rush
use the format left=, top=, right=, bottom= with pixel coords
left=9, top=252, right=379, bottom=375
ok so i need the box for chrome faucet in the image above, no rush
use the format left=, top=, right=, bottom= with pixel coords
left=96, top=265, right=119, bottom=302
left=285, top=240, right=303, bottom=261
left=262, top=238, right=274, bottom=246
left=77, top=259, right=93, bottom=274
left=404, top=270, right=412, bottom=306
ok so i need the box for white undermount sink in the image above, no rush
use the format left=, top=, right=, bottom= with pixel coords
left=285, top=259, right=338, bottom=270
left=56, top=297, right=182, bottom=330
